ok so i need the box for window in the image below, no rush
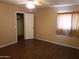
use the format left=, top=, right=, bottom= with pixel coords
left=57, top=14, right=72, bottom=30
left=57, top=12, right=79, bottom=37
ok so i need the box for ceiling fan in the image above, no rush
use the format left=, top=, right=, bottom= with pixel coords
left=18, top=0, right=48, bottom=9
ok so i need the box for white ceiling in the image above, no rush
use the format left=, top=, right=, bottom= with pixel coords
left=0, top=0, right=79, bottom=12
left=0, top=0, right=79, bottom=6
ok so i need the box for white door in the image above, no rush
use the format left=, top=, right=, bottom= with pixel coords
left=24, top=14, right=34, bottom=39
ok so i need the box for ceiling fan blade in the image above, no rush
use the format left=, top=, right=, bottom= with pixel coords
left=17, top=2, right=27, bottom=4
left=35, top=0, right=49, bottom=6
left=17, top=0, right=49, bottom=7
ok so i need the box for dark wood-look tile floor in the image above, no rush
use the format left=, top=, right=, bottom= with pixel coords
left=0, top=39, right=79, bottom=59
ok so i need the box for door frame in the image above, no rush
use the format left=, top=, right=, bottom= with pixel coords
left=15, top=11, right=25, bottom=42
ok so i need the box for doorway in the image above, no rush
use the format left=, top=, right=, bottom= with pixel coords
left=16, top=13, right=25, bottom=42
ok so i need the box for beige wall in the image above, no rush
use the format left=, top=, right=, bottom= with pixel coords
left=0, top=2, right=31, bottom=47
left=35, top=7, right=79, bottom=49
left=35, top=7, right=57, bottom=40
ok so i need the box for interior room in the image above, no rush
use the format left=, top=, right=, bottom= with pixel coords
left=0, top=0, right=79, bottom=59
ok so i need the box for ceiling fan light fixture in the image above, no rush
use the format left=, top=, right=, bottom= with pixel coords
left=26, top=1, right=35, bottom=9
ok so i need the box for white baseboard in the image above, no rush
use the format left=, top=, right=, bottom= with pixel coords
left=0, top=41, right=17, bottom=48
left=35, top=37, right=79, bottom=49
left=25, top=38, right=34, bottom=40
